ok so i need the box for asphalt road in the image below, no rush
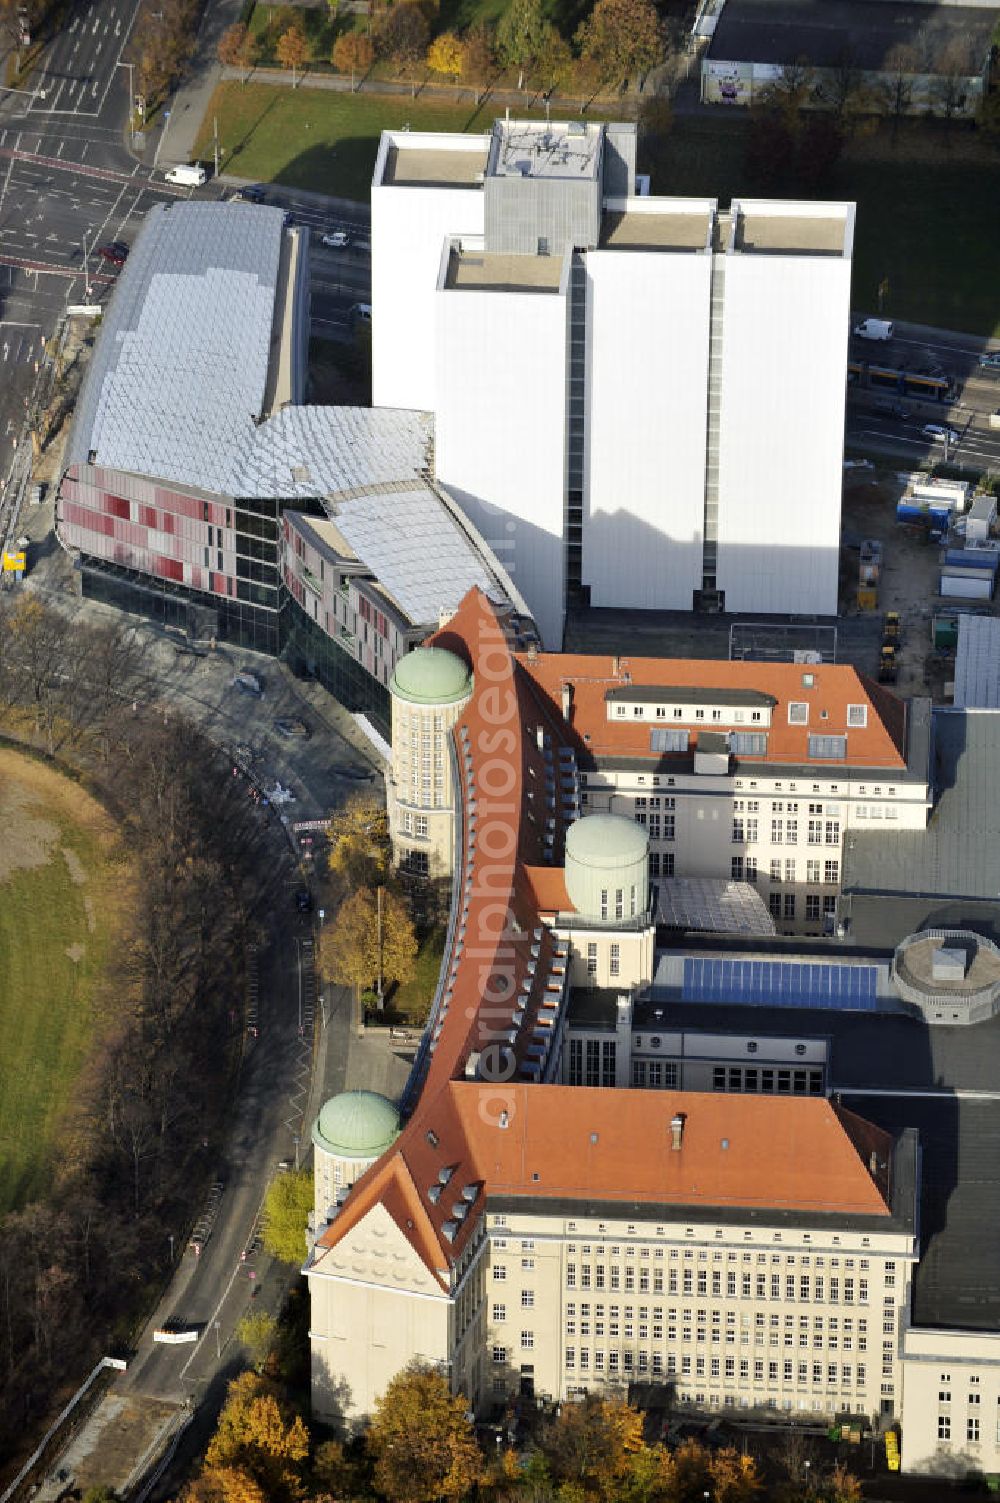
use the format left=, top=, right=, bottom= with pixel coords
left=120, top=918, right=313, bottom=1404
left=846, top=322, right=1000, bottom=469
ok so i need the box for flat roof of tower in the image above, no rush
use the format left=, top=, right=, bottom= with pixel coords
left=382, top=143, right=489, bottom=187
left=445, top=247, right=564, bottom=292
left=601, top=208, right=712, bottom=251
left=736, top=207, right=848, bottom=256
left=489, top=120, right=603, bottom=180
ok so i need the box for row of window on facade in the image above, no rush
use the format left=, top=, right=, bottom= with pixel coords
left=492, top=1342, right=871, bottom=1391
left=560, top=1306, right=881, bottom=1346
left=612, top=700, right=868, bottom=730
left=938, top=1375, right=998, bottom=1443
left=559, top=1264, right=876, bottom=1303
left=569, top=1041, right=823, bottom=1096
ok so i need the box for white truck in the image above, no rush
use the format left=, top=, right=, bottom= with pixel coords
left=853, top=317, right=894, bottom=342
left=165, top=163, right=207, bottom=187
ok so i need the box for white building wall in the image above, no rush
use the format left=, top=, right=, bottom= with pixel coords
left=901, top=1325, right=1000, bottom=1476
left=310, top=1204, right=452, bottom=1426
left=583, top=249, right=712, bottom=611
left=715, top=251, right=851, bottom=615
left=371, top=162, right=486, bottom=411
left=435, top=284, right=569, bottom=649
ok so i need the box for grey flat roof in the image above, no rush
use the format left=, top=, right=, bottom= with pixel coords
left=842, top=1094, right=1000, bottom=1332
left=954, top=614, right=1000, bottom=709
left=601, top=209, right=711, bottom=252
left=490, top=120, right=603, bottom=180
left=737, top=209, right=845, bottom=256
left=656, top=877, right=777, bottom=936
left=843, top=709, right=1000, bottom=903
left=383, top=144, right=488, bottom=187
left=445, top=248, right=564, bottom=293
left=708, top=0, right=997, bottom=72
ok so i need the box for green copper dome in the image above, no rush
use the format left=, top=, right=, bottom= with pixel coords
left=311, top=1091, right=401, bottom=1161
left=565, top=813, right=649, bottom=867
left=390, top=647, right=472, bottom=706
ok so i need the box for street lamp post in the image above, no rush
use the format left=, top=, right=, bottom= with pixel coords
left=118, top=60, right=136, bottom=137
left=81, top=229, right=92, bottom=301
left=214, top=1319, right=222, bottom=1358
left=168, top=1232, right=175, bottom=1262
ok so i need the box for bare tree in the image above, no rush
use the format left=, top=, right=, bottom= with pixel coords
left=879, top=43, right=919, bottom=132
left=932, top=35, right=975, bottom=119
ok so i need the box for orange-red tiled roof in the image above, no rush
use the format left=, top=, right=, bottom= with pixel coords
left=518, top=652, right=907, bottom=769
left=315, top=1084, right=893, bottom=1276
left=523, top=865, right=573, bottom=914
left=313, top=590, right=902, bottom=1283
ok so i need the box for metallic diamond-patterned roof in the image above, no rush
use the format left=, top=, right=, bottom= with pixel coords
left=242, top=406, right=431, bottom=499
left=67, top=200, right=432, bottom=499
left=333, top=484, right=504, bottom=623
left=68, top=200, right=283, bottom=493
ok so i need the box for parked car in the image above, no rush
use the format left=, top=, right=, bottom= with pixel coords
left=321, top=230, right=350, bottom=249
left=874, top=399, right=912, bottom=420
left=275, top=716, right=310, bottom=739
left=921, top=423, right=960, bottom=445
left=233, top=668, right=264, bottom=696
left=98, top=241, right=128, bottom=266
left=233, top=184, right=266, bottom=204
left=353, top=302, right=372, bottom=321
left=294, top=888, right=313, bottom=913
left=979, top=351, right=1000, bottom=370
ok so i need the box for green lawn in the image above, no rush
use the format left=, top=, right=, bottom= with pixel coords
left=194, top=82, right=612, bottom=202
left=644, top=115, right=1000, bottom=336
left=197, top=82, right=1000, bottom=333
left=391, top=925, right=446, bottom=1027
left=0, top=751, right=122, bottom=1213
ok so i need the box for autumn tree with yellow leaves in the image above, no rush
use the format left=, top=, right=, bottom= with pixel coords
left=183, top=1373, right=310, bottom=1503
left=326, top=790, right=390, bottom=894
left=316, top=884, right=417, bottom=1000
left=366, top=1364, right=483, bottom=1503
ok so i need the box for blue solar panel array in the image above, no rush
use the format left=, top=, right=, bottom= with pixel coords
left=682, top=957, right=879, bottom=1011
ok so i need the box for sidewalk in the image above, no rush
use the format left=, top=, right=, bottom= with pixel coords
left=141, top=0, right=245, bottom=170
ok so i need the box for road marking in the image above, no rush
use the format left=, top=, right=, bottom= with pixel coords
left=892, top=336, right=979, bottom=360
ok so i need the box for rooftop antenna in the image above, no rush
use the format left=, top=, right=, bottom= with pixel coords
left=505, top=105, right=510, bottom=125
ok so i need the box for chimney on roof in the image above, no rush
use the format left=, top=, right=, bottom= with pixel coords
left=561, top=682, right=573, bottom=722
left=499, top=1109, right=509, bottom=1130
left=536, top=726, right=545, bottom=751
left=612, top=656, right=620, bottom=675
left=869, top=1151, right=877, bottom=1176
left=670, top=1113, right=685, bottom=1152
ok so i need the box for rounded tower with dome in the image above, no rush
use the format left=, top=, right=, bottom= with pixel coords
left=387, top=645, right=473, bottom=879
left=312, top=1089, right=401, bottom=1221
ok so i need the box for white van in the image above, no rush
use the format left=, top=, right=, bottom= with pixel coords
left=853, top=317, right=894, bottom=342
left=165, top=163, right=207, bottom=187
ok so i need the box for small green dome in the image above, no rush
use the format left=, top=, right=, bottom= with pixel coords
left=312, top=1091, right=401, bottom=1161
left=565, top=813, right=649, bottom=867
left=390, top=647, right=472, bottom=706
